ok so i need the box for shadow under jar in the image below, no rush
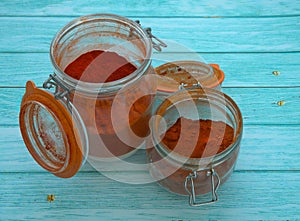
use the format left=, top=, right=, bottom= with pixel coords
left=147, top=87, right=243, bottom=206
left=19, top=14, right=158, bottom=178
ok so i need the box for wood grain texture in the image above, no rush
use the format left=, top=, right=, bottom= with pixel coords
left=1, top=52, right=300, bottom=87
left=0, top=17, right=299, bottom=53
left=0, top=0, right=299, bottom=17
left=1, top=0, right=299, bottom=220
left=1, top=87, right=299, bottom=126
left=1, top=125, right=299, bottom=173
left=0, top=172, right=299, bottom=220
left=0, top=0, right=300, bottom=17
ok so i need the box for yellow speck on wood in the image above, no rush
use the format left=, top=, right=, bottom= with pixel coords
left=47, top=194, right=55, bottom=202
left=272, top=71, right=280, bottom=76
left=277, top=100, right=285, bottom=106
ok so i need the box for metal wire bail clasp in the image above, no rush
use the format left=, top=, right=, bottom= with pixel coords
left=43, top=74, right=72, bottom=109
left=179, top=81, right=201, bottom=90
left=135, top=20, right=167, bottom=52
left=184, top=169, right=220, bottom=206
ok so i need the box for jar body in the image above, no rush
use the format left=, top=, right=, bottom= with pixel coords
left=147, top=138, right=240, bottom=195
left=70, top=71, right=155, bottom=158
left=50, top=14, right=155, bottom=159
left=147, top=88, right=243, bottom=199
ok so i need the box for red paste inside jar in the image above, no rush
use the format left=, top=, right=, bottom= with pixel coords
left=162, top=117, right=234, bottom=158
left=147, top=117, right=237, bottom=195
left=64, top=50, right=136, bottom=83
left=64, top=50, right=153, bottom=158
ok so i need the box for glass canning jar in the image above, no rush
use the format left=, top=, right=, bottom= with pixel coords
left=19, top=14, right=164, bottom=178
left=147, top=87, right=243, bottom=206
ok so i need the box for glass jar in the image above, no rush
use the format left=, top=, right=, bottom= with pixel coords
left=154, top=60, right=225, bottom=108
left=147, top=87, right=243, bottom=206
left=19, top=14, right=162, bottom=178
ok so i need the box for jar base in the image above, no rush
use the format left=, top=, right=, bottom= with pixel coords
left=149, top=161, right=236, bottom=196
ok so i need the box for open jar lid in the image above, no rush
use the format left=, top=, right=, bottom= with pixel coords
left=155, top=61, right=225, bottom=93
left=19, top=81, right=88, bottom=178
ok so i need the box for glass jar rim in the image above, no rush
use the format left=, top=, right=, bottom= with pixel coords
left=50, top=13, right=153, bottom=94
left=151, top=87, right=243, bottom=169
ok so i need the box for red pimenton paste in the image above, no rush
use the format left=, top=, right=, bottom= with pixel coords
left=147, top=117, right=239, bottom=195
left=64, top=50, right=153, bottom=158
left=162, top=118, right=234, bottom=158
left=64, top=50, right=137, bottom=83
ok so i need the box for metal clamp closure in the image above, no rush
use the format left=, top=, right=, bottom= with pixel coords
left=184, top=168, right=220, bottom=206
left=178, top=81, right=201, bottom=90
left=135, top=20, right=167, bottom=52
left=43, top=74, right=72, bottom=109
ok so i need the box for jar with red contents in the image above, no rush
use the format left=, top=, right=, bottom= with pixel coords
left=147, top=87, right=243, bottom=206
left=19, top=14, right=166, bottom=178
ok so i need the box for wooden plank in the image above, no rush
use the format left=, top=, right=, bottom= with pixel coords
left=1, top=87, right=299, bottom=126
left=0, top=172, right=299, bottom=220
left=225, top=87, right=300, bottom=126
left=1, top=52, right=300, bottom=87
left=0, top=0, right=299, bottom=17
left=1, top=124, right=300, bottom=172
left=0, top=17, right=299, bottom=53
left=0, top=2, right=298, bottom=221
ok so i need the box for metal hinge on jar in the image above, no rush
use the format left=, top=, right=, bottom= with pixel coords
left=43, top=74, right=72, bottom=109
left=179, top=82, right=201, bottom=90
left=135, top=20, right=167, bottom=52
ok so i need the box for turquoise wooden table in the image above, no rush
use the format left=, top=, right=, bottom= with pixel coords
left=1, top=1, right=300, bottom=220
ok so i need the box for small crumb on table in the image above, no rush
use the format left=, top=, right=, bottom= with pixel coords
left=47, top=194, right=55, bottom=202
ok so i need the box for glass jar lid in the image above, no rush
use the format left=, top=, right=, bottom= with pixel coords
left=19, top=81, right=88, bottom=178
left=155, top=61, right=225, bottom=93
